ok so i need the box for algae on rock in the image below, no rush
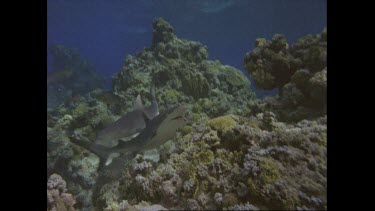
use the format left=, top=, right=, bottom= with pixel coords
left=112, top=17, right=255, bottom=117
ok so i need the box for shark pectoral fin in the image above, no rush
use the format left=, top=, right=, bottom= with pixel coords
left=105, top=153, right=120, bottom=166
left=131, top=132, right=140, bottom=139
left=119, top=132, right=140, bottom=142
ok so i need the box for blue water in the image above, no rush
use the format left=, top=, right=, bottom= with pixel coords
left=47, top=0, right=326, bottom=95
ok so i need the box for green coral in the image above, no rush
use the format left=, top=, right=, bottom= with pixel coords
left=152, top=17, right=177, bottom=48
left=180, top=125, right=193, bottom=136
left=161, top=89, right=182, bottom=105
left=72, top=102, right=89, bottom=117
left=280, top=83, right=305, bottom=107
left=181, top=71, right=210, bottom=99
left=160, top=140, right=176, bottom=155
left=190, top=112, right=209, bottom=124
left=193, top=149, right=215, bottom=166
left=57, top=114, right=73, bottom=128
left=222, top=65, right=249, bottom=88
left=244, top=34, right=296, bottom=90
left=207, top=115, right=236, bottom=133
left=251, top=66, right=276, bottom=89
left=246, top=119, right=262, bottom=129
left=193, top=98, right=221, bottom=117
left=216, top=149, right=243, bottom=170
left=307, top=68, right=327, bottom=108
left=57, top=108, right=69, bottom=116
left=291, top=69, right=313, bottom=94
left=259, top=159, right=281, bottom=184
left=90, top=102, right=118, bottom=127
left=247, top=177, right=261, bottom=198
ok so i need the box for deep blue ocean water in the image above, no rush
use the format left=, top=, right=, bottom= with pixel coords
left=47, top=0, right=326, bottom=96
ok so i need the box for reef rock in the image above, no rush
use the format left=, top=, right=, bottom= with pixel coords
left=112, top=17, right=255, bottom=117
left=244, top=29, right=327, bottom=122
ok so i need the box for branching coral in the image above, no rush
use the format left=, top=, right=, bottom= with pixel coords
left=47, top=174, right=76, bottom=211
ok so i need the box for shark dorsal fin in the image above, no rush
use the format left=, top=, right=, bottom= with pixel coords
left=134, top=94, right=144, bottom=111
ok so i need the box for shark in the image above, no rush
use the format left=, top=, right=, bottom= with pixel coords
left=72, top=83, right=188, bottom=204
left=73, top=104, right=188, bottom=187
left=73, top=82, right=187, bottom=167
left=95, top=84, right=159, bottom=147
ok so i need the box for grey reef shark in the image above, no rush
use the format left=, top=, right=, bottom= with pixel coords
left=73, top=84, right=188, bottom=189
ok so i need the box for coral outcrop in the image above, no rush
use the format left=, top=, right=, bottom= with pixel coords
left=244, top=28, right=327, bottom=122
left=112, top=18, right=255, bottom=117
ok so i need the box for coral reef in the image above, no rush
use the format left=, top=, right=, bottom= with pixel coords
left=112, top=18, right=255, bottom=117
left=47, top=91, right=120, bottom=209
left=97, top=114, right=326, bottom=210
left=46, top=17, right=326, bottom=210
left=244, top=28, right=327, bottom=122
left=47, top=174, right=76, bottom=211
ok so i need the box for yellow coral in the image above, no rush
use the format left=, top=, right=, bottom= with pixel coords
left=207, top=115, right=236, bottom=133
left=163, top=89, right=181, bottom=104
left=247, top=177, right=260, bottom=198
left=247, top=119, right=261, bottom=128
left=73, top=102, right=89, bottom=117
left=259, top=159, right=281, bottom=184
left=193, top=149, right=214, bottom=165
left=180, top=125, right=193, bottom=135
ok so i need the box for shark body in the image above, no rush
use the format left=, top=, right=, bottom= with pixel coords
left=75, top=105, right=187, bottom=167
left=71, top=85, right=188, bottom=205
left=95, top=84, right=159, bottom=147
left=73, top=104, right=188, bottom=195
left=72, top=83, right=186, bottom=169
